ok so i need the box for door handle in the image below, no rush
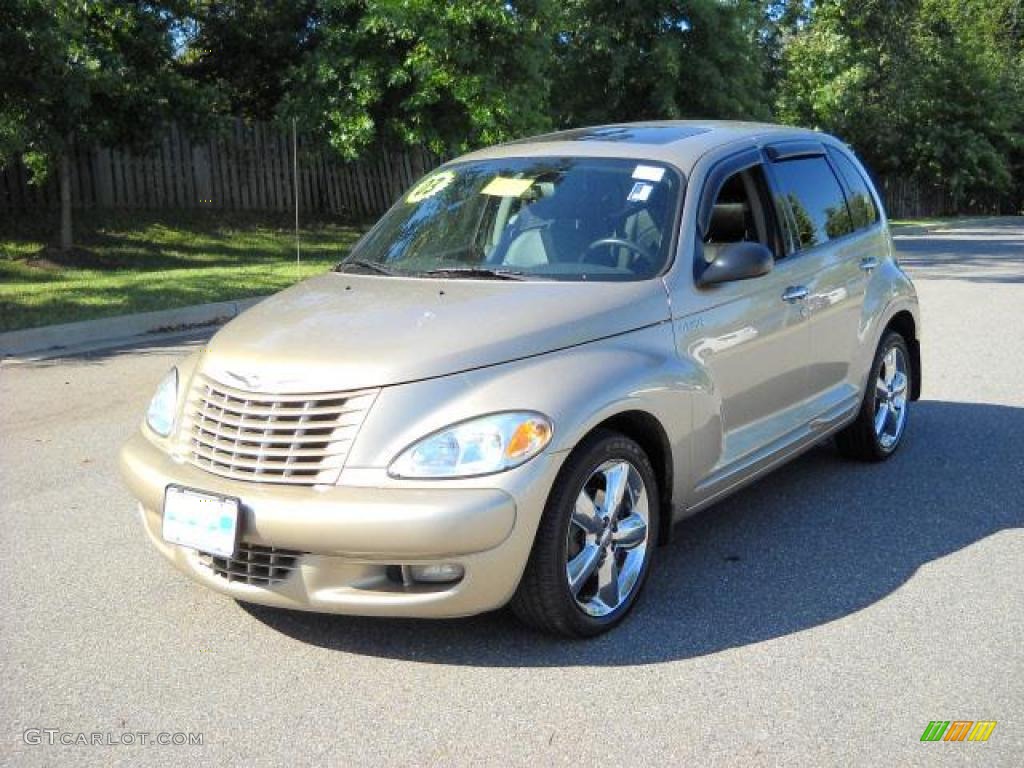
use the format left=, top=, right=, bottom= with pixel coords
left=782, top=286, right=808, bottom=303
left=860, top=256, right=879, bottom=273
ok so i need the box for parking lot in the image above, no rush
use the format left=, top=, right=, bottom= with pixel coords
left=2, top=218, right=1022, bottom=766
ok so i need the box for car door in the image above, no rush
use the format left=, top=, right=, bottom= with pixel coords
left=673, top=147, right=817, bottom=502
left=818, top=145, right=887, bottom=392
left=764, top=143, right=879, bottom=417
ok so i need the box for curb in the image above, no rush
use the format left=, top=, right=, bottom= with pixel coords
left=890, top=223, right=943, bottom=237
left=0, top=297, right=265, bottom=359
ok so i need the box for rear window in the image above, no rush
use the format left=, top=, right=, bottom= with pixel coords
left=771, top=156, right=852, bottom=249
left=828, top=148, right=879, bottom=230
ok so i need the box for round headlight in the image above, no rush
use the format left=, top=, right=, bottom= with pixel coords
left=146, top=368, right=179, bottom=437
left=388, top=412, right=553, bottom=479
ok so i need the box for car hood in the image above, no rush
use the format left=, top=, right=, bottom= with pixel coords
left=200, top=272, right=670, bottom=393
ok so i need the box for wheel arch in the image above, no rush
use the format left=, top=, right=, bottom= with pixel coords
left=884, top=310, right=921, bottom=400
left=583, top=410, right=675, bottom=547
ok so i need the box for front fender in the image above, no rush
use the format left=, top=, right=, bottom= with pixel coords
left=344, top=322, right=699, bottom=505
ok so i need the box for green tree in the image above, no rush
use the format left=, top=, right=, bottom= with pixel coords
left=777, top=0, right=1024, bottom=208
left=775, top=0, right=919, bottom=178
left=758, top=0, right=811, bottom=101
left=0, top=0, right=208, bottom=250
left=907, top=0, right=1023, bottom=206
left=280, top=0, right=554, bottom=158
left=179, top=0, right=319, bottom=120
left=550, top=0, right=772, bottom=128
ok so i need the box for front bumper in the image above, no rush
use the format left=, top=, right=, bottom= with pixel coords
left=120, top=432, right=559, bottom=617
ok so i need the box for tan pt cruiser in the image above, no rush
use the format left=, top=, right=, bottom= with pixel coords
left=120, top=122, right=921, bottom=636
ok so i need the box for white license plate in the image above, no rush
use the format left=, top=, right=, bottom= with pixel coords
left=162, top=486, right=239, bottom=558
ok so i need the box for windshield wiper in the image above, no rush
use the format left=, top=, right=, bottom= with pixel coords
left=419, top=267, right=528, bottom=281
left=334, top=258, right=397, bottom=276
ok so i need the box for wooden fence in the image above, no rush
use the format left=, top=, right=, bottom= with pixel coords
left=0, top=120, right=441, bottom=220
left=878, top=176, right=1018, bottom=219
left=1, top=123, right=1017, bottom=220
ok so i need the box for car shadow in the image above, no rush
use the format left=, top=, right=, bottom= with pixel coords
left=241, top=399, right=1023, bottom=665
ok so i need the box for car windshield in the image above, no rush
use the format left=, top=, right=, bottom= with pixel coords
left=338, top=157, right=683, bottom=281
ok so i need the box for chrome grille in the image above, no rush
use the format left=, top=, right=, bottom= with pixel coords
left=181, top=373, right=377, bottom=485
left=197, top=543, right=304, bottom=586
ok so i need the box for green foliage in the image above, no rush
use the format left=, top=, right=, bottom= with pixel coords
left=279, top=0, right=554, bottom=158
left=777, top=0, right=1024, bottom=204
left=2, top=0, right=1019, bottom=220
left=0, top=0, right=211, bottom=182
left=178, top=0, right=319, bottom=120
left=551, top=0, right=772, bottom=127
left=759, top=1, right=811, bottom=97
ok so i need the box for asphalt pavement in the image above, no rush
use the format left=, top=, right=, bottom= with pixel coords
left=1, top=217, right=1022, bottom=766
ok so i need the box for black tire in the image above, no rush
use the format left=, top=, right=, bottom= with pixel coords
left=511, top=429, right=659, bottom=637
left=836, top=330, right=912, bottom=461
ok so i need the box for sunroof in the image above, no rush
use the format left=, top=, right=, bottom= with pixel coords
left=508, top=125, right=711, bottom=146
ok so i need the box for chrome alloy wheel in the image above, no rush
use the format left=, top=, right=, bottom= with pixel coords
left=565, top=460, right=650, bottom=617
left=875, top=346, right=909, bottom=450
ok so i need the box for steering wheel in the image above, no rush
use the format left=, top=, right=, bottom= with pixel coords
left=580, top=237, right=654, bottom=272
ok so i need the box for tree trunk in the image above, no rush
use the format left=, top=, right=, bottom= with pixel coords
left=60, top=146, right=72, bottom=251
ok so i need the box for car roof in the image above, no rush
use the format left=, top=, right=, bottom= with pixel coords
left=453, top=120, right=834, bottom=173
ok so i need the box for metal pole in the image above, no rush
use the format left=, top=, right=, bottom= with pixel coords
left=293, top=118, right=300, bottom=265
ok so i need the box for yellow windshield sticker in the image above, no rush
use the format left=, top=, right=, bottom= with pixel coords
left=406, top=170, right=456, bottom=203
left=481, top=177, right=534, bottom=197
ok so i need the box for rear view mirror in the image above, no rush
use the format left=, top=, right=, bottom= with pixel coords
left=697, top=241, right=774, bottom=287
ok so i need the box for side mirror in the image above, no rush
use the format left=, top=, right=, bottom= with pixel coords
left=697, top=241, right=774, bottom=287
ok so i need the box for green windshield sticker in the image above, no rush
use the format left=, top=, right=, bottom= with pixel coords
left=406, top=170, right=456, bottom=203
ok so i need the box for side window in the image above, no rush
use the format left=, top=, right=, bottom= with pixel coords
left=828, top=148, right=879, bottom=230
left=770, top=156, right=853, bottom=249
left=702, top=164, right=781, bottom=263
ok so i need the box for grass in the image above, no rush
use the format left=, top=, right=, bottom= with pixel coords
left=0, top=210, right=367, bottom=332
left=2, top=210, right=1002, bottom=333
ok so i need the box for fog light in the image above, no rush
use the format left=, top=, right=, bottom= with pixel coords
left=408, top=563, right=464, bottom=584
